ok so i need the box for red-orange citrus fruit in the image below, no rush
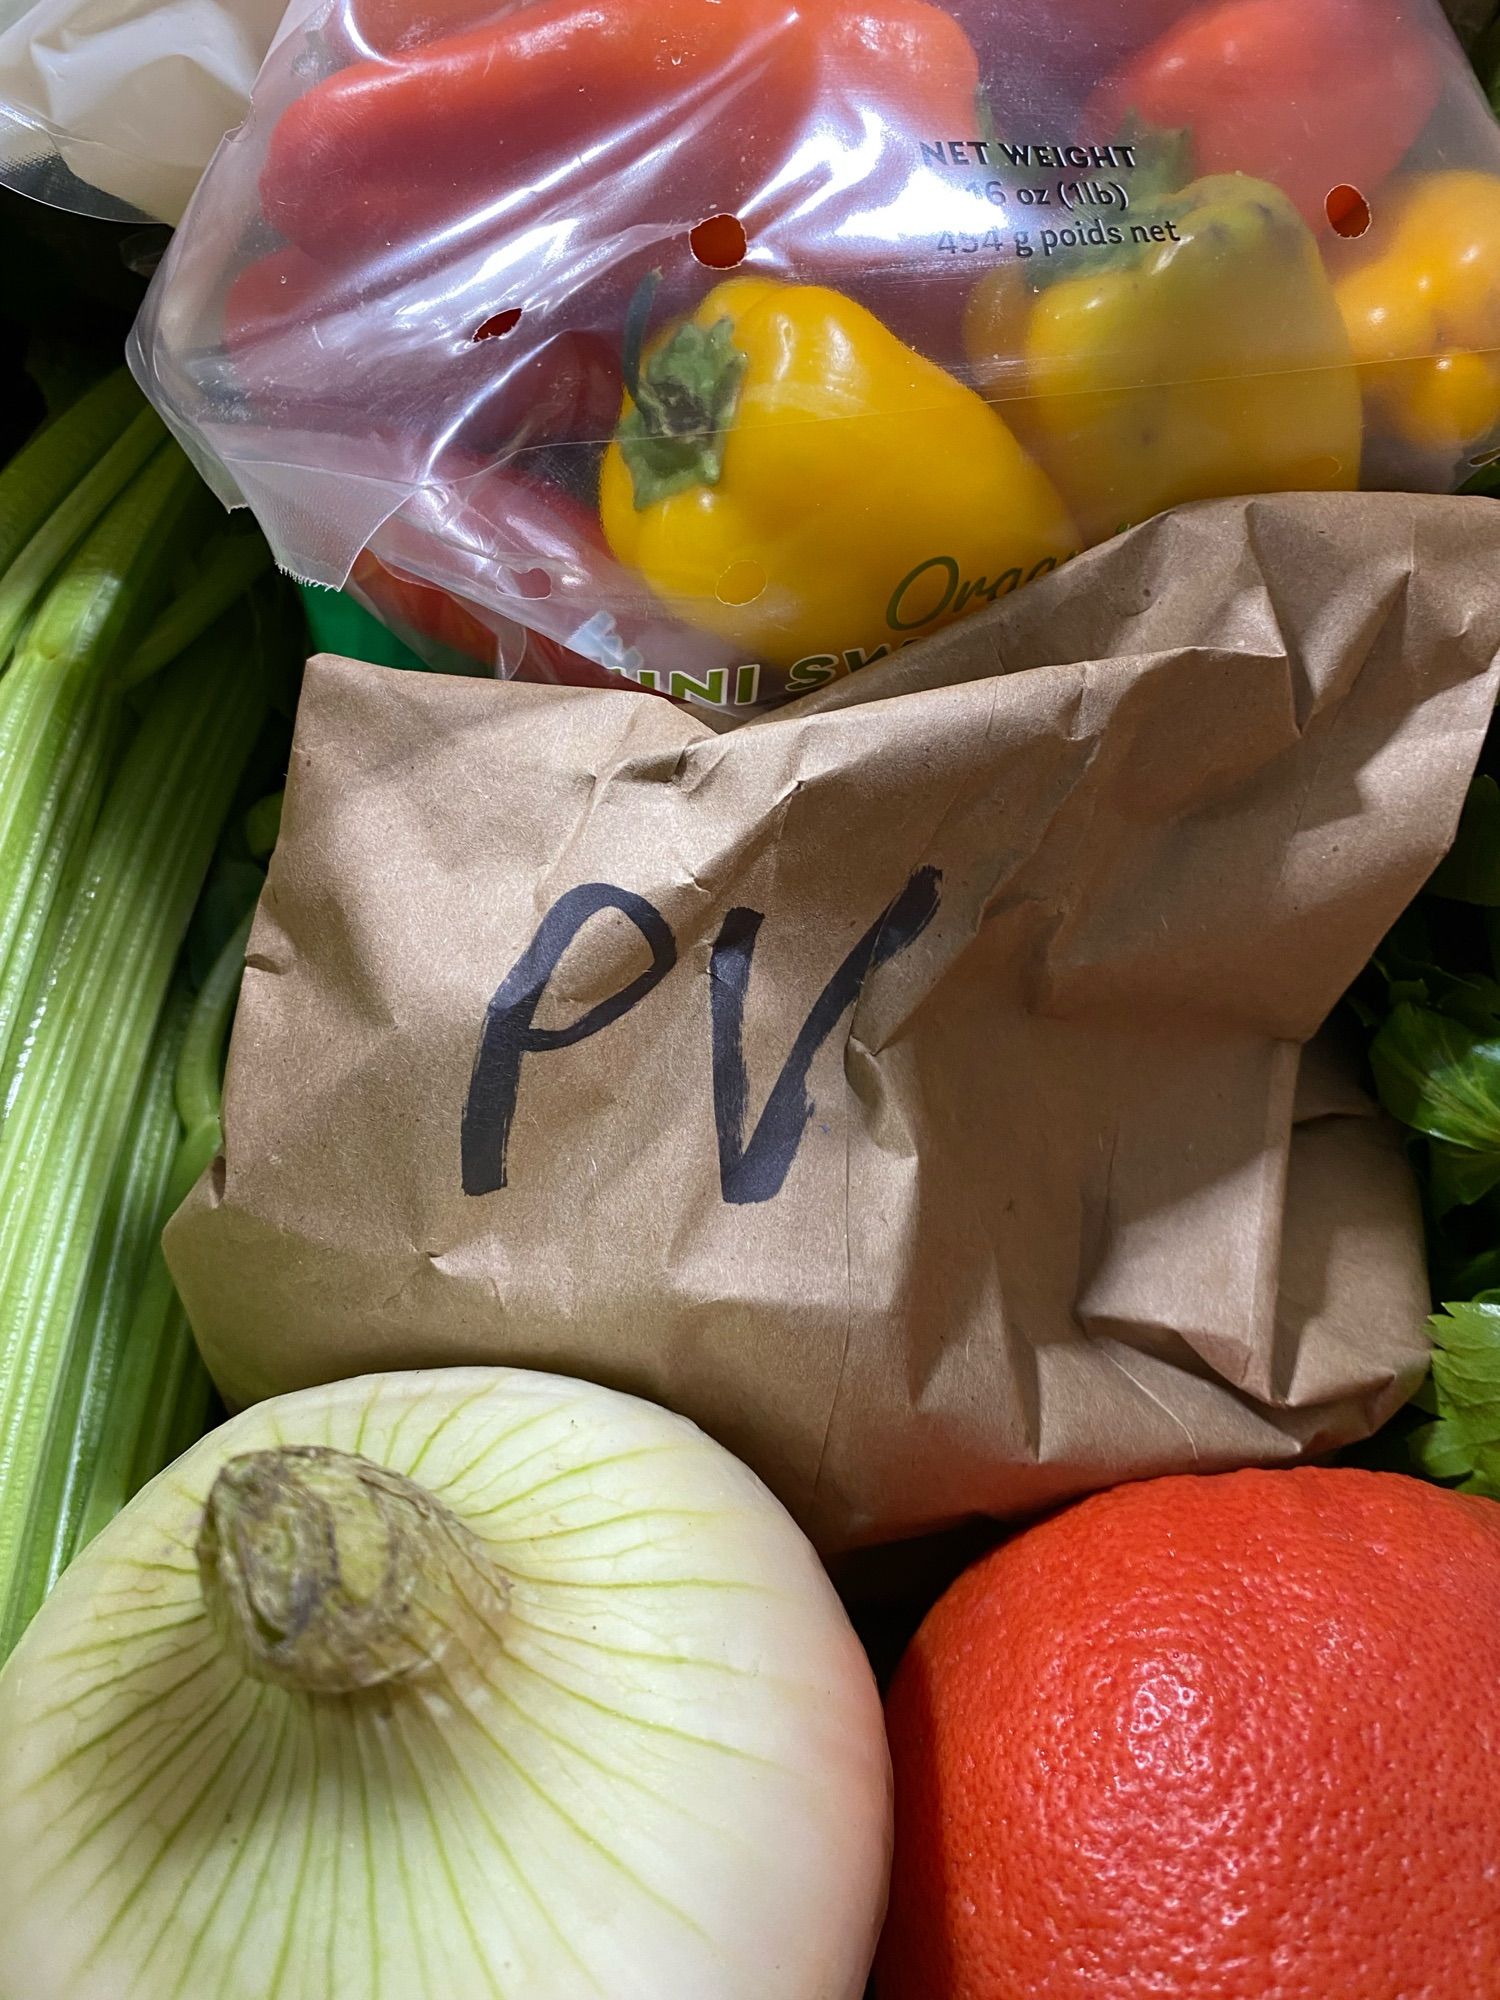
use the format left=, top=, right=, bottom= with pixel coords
left=878, top=1468, right=1500, bottom=1999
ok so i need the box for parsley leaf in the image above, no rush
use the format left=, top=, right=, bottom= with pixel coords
left=1409, top=1300, right=1500, bottom=1497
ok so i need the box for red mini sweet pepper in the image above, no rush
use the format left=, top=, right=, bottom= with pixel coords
left=1088, top=0, right=1442, bottom=230
left=260, top=0, right=982, bottom=262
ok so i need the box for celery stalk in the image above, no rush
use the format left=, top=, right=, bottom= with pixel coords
left=1, top=993, right=188, bottom=1636
left=175, top=906, right=254, bottom=1133
left=71, top=913, right=252, bottom=1561
left=76, top=1275, right=203, bottom=1555
left=245, top=789, right=283, bottom=859
left=137, top=1297, right=208, bottom=1498
left=120, top=531, right=274, bottom=691
left=0, top=371, right=142, bottom=587
left=161, top=1318, right=216, bottom=1468
left=0, top=704, right=116, bottom=1107
left=72, top=1269, right=184, bottom=1554
left=0, top=447, right=208, bottom=1069
left=0, top=406, right=166, bottom=667
left=0, top=616, right=268, bottom=1651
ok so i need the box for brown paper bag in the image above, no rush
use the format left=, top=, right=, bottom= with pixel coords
left=168, top=493, right=1500, bottom=1552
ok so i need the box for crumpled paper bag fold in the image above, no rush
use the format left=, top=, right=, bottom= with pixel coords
left=167, top=492, right=1500, bottom=1550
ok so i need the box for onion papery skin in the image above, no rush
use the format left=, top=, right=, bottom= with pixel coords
left=0, top=1366, right=892, bottom=2000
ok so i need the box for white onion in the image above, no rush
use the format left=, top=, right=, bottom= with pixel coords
left=0, top=1367, right=891, bottom=2000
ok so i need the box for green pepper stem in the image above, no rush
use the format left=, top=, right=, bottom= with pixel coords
left=198, top=1446, right=510, bottom=1696
left=616, top=301, right=750, bottom=511
left=620, top=267, right=664, bottom=411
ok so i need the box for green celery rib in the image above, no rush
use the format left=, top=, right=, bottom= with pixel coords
left=0, top=405, right=167, bottom=668
left=0, top=690, right=121, bottom=1088
left=73, top=1272, right=184, bottom=1556
left=1, top=992, right=189, bottom=1638
left=0, top=371, right=143, bottom=585
left=78, top=1279, right=206, bottom=1555
left=0, top=447, right=209, bottom=1072
left=161, top=1315, right=216, bottom=1470
left=245, top=790, right=284, bottom=860
left=0, top=703, right=116, bottom=1108
left=72, top=917, right=252, bottom=1562
left=0, top=617, right=268, bottom=1651
left=119, top=531, right=274, bottom=691
left=175, top=908, right=255, bottom=1133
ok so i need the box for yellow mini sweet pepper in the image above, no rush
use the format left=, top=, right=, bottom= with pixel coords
left=962, top=174, right=1363, bottom=546
left=1335, top=171, right=1500, bottom=454
left=599, top=277, right=1077, bottom=690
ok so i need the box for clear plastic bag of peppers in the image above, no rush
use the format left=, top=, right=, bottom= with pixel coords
left=134, top=0, right=1500, bottom=718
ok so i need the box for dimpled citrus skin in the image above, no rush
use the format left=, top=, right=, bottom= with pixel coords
left=877, top=1469, right=1500, bottom=2000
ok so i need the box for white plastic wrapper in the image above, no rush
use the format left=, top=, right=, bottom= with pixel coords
left=0, top=0, right=287, bottom=222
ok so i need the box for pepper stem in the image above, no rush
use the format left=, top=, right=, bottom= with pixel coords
left=197, top=1446, right=509, bottom=1696
left=615, top=274, right=750, bottom=512
left=621, top=267, right=664, bottom=411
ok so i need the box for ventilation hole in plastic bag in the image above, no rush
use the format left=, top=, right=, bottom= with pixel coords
left=1326, top=185, right=1372, bottom=239
left=512, top=568, right=553, bottom=601
left=690, top=215, right=748, bottom=270
left=473, top=308, right=524, bottom=342
left=716, top=560, right=766, bottom=607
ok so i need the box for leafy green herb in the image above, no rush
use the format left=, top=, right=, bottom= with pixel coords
left=1351, top=734, right=1500, bottom=1463
left=1370, top=1003, right=1500, bottom=1134
left=1408, top=1300, right=1500, bottom=1496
